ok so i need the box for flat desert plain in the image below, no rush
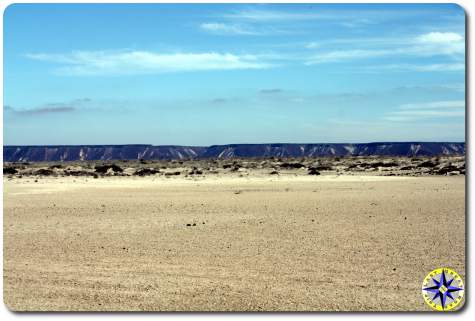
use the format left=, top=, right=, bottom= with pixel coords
left=3, top=174, right=465, bottom=311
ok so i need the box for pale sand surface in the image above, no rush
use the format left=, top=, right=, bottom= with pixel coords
left=3, top=175, right=465, bottom=311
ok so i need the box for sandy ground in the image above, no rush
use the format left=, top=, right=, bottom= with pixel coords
left=3, top=175, right=465, bottom=311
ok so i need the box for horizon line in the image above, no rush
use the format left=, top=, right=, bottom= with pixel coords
left=3, top=141, right=466, bottom=148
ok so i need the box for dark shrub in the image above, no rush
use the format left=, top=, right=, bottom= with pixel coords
left=189, top=167, right=203, bottom=175
left=3, top=167, right=18, bottom=175
left=135, top=168, right=160, bottom=176
left=314, top=165, right=333, bottom=171
left=308, top=168, right=321, bottom=175
left=417, top=161, right=437, bottom=168
left=34, top=168, right=54, bottom=176
left=436, top=165, right=459, bottom=175
left=369, top=162, right=398, bottom=168
left=94, top=164, right=123, bottom=174
left=280, top=162, right=305, bottom=169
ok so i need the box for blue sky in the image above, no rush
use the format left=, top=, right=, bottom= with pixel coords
left=3, top=3, right=465, bottom=145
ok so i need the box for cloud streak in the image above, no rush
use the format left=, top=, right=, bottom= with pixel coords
left=25, top=50, right=275, bottom=76
left=211, top=98, right=227, bottom=104
left=304, top=32, right=464, bottom=66
left=222, top=9, right=324, bottom=22
left=384, top=100, right=465, bottom=122
left=5, top=105, right=76, bottom=116
left=199, top=22, right=261, bottom=35
left=4, top=98, right=95, bottom=116
left=305, top=49, right=390, bottom=64
left=25, top=31, right=464, bottom=76
left=220, top=7, right=463, bottom=32
left=417, top=32, right=463, bottom=43
left=370, top=63, right=465, bottom=72
left=260, top=88, right=283, bottom=94
left=399, top=100, right=465, bottom=110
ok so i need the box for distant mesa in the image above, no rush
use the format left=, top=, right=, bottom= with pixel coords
left=3, top=142, right=465, bottom=162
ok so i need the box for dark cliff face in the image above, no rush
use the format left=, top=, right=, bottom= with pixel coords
left=200, top=143, right=465, bottom=158
left=3, top=142, right=465, bottom=162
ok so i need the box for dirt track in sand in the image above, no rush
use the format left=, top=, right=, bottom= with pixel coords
left=3, top=175, right=465, bottom=311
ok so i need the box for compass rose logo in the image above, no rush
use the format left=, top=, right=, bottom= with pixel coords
left=422, top=268, right=464, bottom=311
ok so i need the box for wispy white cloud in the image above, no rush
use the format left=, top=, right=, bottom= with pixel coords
left=389, top=110, right=464, bottom=117
left=199, top=22, right=261, bottom=36
left=196, top=8, right=379, bottom=38
left=221, top=8, right=382, bottom=31
left=25, top=50, right=274, bottom=75
left=304, top=42, right=320, bottom=49
left=223, top=9, right=323, bottom=22
left=399, top=100, right=465, bottom=110
left=222, top=7, right=451, bottom=23
left=6, top=105, right=76, bottom=116
left=369, top=63, right=465, bottom=72
left=304, top=31, right=464, bottom=65
left=384, top=100, right=465, bottom=122
left=417, top=32, right=463, bottom=43
left=4, top=98, right=94, bottom=116
left=219, top=6, right=465, bottom=39
left=391, top=83, right=465, bottom=93
left=260, top=88, right=283, bottom=94
left=305, top=49, right=390, bottom=65
left=340, top=18, right=375, bottom=29
left=411, top=32, right=464, bottom=56
left=25, top=30, right=465, bottom=76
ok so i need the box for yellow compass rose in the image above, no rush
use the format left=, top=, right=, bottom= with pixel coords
left=422, top=268, right=464, bottom=311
